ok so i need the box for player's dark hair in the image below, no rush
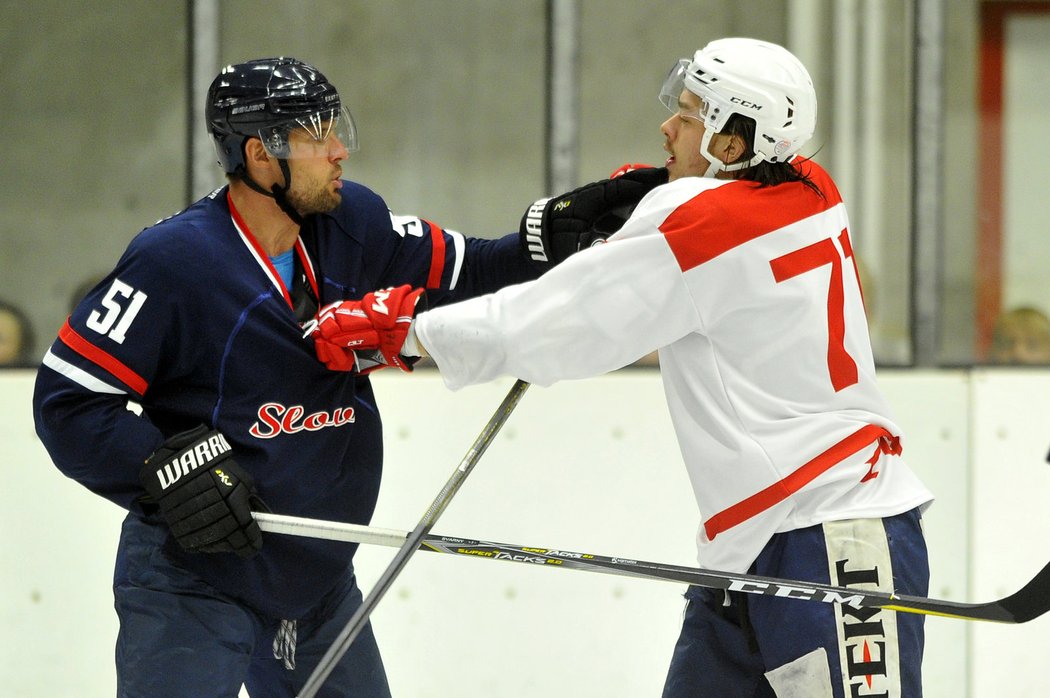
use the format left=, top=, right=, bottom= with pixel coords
left=722, top=114, right=823, bottom=198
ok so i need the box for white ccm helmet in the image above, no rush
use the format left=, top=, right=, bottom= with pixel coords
left=659, top=38, right=816, bottom=177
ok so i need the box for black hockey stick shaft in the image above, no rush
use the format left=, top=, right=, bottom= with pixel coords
left=296, top=379, right=530, bottom=698
left=411, top=536, right=1050, bottom=624
left=258, top=512, right=1050, bottom=625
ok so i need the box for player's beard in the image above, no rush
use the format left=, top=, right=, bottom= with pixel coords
left=285, top=172, right=341, bottom=216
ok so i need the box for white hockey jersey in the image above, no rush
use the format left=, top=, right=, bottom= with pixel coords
left=415, top=160, right=934, bottom=573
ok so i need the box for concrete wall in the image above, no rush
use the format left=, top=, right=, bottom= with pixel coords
left=4, top=368, right=1049, bottom=696
left=3, top=0, right=967, bottom=370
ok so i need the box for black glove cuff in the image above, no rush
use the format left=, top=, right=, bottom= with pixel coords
left=520, top=196, right=554, bottom=263
left=140, top=426, right=236, bottom=502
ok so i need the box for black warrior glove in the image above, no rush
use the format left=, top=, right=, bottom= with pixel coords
left=140, top=425, right=265, bottom=559
left=519, top=166, right=668, bottom=266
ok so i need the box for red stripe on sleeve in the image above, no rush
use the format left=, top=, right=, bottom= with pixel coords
left=703, top=424, right=894, bottom=540
left=423, top=219, right=447, bottom=289
left=661, top=159, right=842, bottom=272
left=59, top=320, right=149, bottom=396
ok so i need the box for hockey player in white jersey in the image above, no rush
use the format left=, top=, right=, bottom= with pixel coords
left=314, top=38, right=935, bottom=697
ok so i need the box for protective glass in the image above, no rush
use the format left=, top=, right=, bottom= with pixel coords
left=658, top=59, right=724, bottom=131
left=659, top=60, right=701, bottom=118
left=658, top=60, right=686, bottom=108
left=259, top=105, right=359, bottom=160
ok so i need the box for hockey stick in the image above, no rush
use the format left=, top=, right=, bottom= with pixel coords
left=296, top=379, right=530, bottom=698
left=256, top=511, right=1050, bottom=625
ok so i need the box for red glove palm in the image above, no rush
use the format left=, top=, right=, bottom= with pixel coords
left=309, top=285, right=425, bottom=373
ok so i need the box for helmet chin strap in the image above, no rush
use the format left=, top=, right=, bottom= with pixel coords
left=698, top=128, right=764, bottom=178
left=241, top=160, right=305, bottom=226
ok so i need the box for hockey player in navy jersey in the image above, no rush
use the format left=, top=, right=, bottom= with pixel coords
left=32, top=57, right=664, bottom=697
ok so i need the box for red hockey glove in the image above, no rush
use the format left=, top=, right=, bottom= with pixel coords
left=309, top=285, right=425, bottom=374
left=608, top=162, right=657, bottom=178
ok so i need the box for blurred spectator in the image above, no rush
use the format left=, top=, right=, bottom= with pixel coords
left=0, top=299, right=35, bottom=366
left=989, top=305, right=1050, bottom=364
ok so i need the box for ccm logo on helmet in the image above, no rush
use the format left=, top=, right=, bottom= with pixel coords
left=730, top=97, right=763, bottom=110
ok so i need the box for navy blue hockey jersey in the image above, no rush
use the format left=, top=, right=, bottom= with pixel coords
left=33, top=180, right=538, bottom=618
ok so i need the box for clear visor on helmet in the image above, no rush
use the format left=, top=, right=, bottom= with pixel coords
left=658, top=59, right=722, bottom=129
left=659, top=60, right=701, bottom=118
left=258, top=105, right=359, bottom=160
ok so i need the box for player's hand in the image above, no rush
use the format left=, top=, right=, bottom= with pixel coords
left=140, top=425, right=265, bottom=559
left=519, top=165, right=668, bottom=266
left=608, top=162, right=657, bottom=178
left=308, top=285, right=425, bottom=374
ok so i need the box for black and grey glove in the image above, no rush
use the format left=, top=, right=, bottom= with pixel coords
left=519, top=166, right=668, bottom=266
left=140, top=425, right=265, bottom=559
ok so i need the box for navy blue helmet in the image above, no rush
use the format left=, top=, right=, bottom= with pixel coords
left=206, top=57, right=357, bottom=175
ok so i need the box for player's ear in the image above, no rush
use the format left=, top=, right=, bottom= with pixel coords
left=722, top=134, right=748, bottom=166
left=243, top=137, right=273, bottom=174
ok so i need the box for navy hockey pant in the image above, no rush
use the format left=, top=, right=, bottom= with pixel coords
left=112, top=517, right=390, bottom=698
left=662, top=508, right=928, bottom=698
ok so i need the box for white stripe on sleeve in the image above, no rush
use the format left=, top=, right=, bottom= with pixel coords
left=42, top=349, right=127, bottom=395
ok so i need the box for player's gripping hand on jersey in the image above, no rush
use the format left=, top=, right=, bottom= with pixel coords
left=140, top=425, right=265, bottom=559
left=308, top=284, right=425, bottom=374
left=519, top=164, right=668, bottom=266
